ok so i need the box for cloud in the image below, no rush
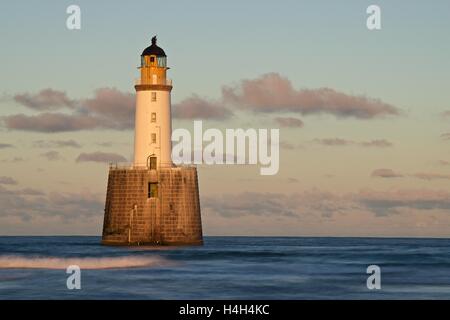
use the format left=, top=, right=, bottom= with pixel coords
left=441, top=110, right=450, bottom=118
left=17, top=188, right=45, bottom=196
left=2, top=113, right=102, bottom=132
left=359, top=139, right=393, bottom=147
left=0, top=185, right=102, bottom=221
left=3, top=75, right=399, bottom=133
left=441, top=133, right=450, bottom=140
left=274, top=117, right=304, bottom=128
left=0, top=143, right=14, bottom=149
left=3, top=182, right=449, bottom=228
left=371, top=169, right=450, bottom=181
left=40, top=151, right=61, bottom=161
left=278, top=141, right=296, bottom=150
left=0, top=176, right=18, bottom=185
left=33, top=139, right=81, bottom=148
left=314, top=138, right=352, bottom=146
left=76, top=152, right=127, bottom=163
left=412, top=172, right=450, bottom=181
left=14, top=88, right=75, bottom=111
left=222, top=73, right=400, bottom=119
left=313, top=138, right=393, bottom=147
left=204, top=190, right=356, bottom=219
left=81, top=87, right=135, bottom=129
left=371, top=168, right=403, bottom=178
left=2, top=88, right=134, bottom=132
left=203, top=188, right=450, bottom=220
left=172, top=95, right=233, bottom=120
left=203, top=192, right=299, bottom=218
left=357, top=189, right=450, bottom=216
left=0, top=157, right=25, bottom=163
left=96, top=142, right=114, bottom=147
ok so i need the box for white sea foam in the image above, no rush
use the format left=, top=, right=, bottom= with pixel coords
left=0, top=256, right=171, bottom=269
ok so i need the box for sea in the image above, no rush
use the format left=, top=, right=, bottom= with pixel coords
left=0, top=236, right=449, bottom=300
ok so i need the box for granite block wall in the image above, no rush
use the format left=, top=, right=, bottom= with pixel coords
left=102, top=166, right=203, bottom=245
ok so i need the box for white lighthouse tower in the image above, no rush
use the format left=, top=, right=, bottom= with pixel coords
left=134, top=36, right=173, bottom=168
left=102, top=36, right=203, bottom=246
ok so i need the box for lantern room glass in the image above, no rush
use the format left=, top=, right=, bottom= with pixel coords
left=141, top=56, right=167, bottom=68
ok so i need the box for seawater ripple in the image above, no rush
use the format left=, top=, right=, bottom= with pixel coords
left=0, top=236, right=449, bottom=299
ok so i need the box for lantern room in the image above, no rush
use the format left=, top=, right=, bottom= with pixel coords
left=138, top=36, right=169, bottom=85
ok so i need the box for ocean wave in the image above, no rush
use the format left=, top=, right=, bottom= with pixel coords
left=0, top=255, right=171, bottom=270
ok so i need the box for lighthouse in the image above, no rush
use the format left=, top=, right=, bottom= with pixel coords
left=102, top=36, right=203, bottom=246
left=134, top=36, right=173, bottom=168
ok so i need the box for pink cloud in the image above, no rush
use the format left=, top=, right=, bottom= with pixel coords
left=2, top=88, right=135, bottom=132
left=0, top=176, right=18, bottom=185
left=40, top=151, right=62, bottom=161
left=371, top=168, right=403, bottom=178
left=3, top=74, right=401, bottom=133
left=222, top=73, right=400, bottom=119
left=14, top=88, right=75, bottom=110
left=413, top=172, right=450, bottom=181
left=81, top=88, right=135, bottom=128
left=204, top=189, right=450, bottom=219
left=0, top=185, right=102, bottom=221
left=33, top=139, right=81, bottom=148
left=359, top=139, right=392, bottom=147
left=279, top=141, right=295, bottom=150
left=313, top=138, right=393, bottom=147
left=274, top=117, right=304, bottom=128
left=314, top=138, right=352, bottom=146
left=2, top=113, right=102, bottom=132
left=357, top=189, right=450, bottom=215
left=172, top=95, right=233, bottom=120
left=76, top=152, right=127, bottom=163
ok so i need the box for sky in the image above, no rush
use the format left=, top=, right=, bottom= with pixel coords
left=1, top=0, right=450, bottom=236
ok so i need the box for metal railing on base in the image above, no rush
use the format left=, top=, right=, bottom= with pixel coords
left=108, top=162, right=196, bottom=171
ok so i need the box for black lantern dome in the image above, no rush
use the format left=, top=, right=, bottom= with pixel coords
left=141, top=36, right=166, bottom=57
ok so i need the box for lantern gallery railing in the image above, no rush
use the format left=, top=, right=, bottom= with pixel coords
left=134, top=78, right=172, bottom=86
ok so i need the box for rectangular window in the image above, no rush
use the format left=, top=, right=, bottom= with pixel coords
left=149, top=156, right=157, bottom=170
left=151, top=133, right=157, bottom=144
left=151, top=112, right=156, bottom=123
left=148, top=183, right=158, bottom=198
left=150, top=56, right=155, bottom=63
left=151, top=92, right=157, bottom=101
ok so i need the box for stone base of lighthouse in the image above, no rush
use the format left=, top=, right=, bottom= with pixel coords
left=102, top=166, right=203, bottom=246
